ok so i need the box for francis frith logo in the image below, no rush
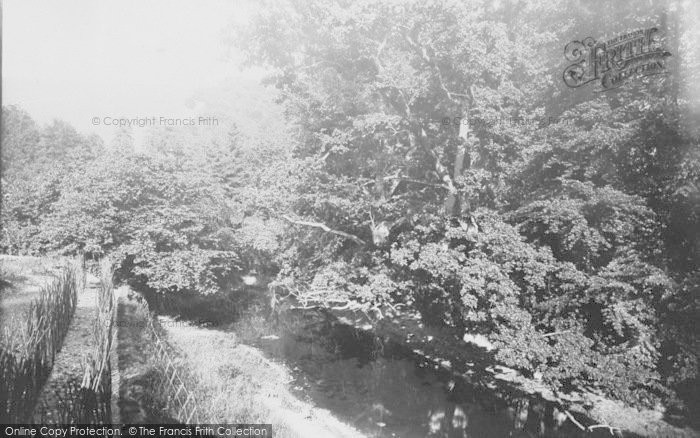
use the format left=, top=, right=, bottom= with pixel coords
left=563, top=27, right=672, bottom=91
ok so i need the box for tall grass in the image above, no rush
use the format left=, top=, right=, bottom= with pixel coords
left=0, top=258, right=84, bottom=423
left=83, top=258, right=115, bottom=392
left=68, top=258, right=115, bottom=423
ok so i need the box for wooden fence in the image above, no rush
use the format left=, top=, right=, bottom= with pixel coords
left=0, top=260, right=83, bottom=423
left=33, top=259, right=115, bottom=425
left=139, top=300, right=203, bottom=424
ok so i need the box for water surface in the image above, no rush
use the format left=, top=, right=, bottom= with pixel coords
left=247, top=310, right=592, bottom=438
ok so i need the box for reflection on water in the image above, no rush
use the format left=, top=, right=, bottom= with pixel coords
left=248, top=310, right=589, bottom=438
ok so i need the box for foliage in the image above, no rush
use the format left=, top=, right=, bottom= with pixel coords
left=234, top=0, right=699, bottom=411
left=1, top=0, right=698, bottom=419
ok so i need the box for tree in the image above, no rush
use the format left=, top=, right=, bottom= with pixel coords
left=1, top=105, right=41, bottom=175
left=110, top=126, right=135, bottom=156
left=235, top=0, right=695, bottom=409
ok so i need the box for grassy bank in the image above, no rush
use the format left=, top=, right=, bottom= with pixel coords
left=150, top=305, right=366, bottom=438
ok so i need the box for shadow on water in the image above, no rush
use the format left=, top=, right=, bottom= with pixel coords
left=242, top=308, right=636, bottom=438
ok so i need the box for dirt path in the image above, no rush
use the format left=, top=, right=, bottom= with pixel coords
left=33, top=273, right=100, bottom=422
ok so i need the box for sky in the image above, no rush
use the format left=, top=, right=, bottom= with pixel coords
left=2, top=0, right=275, bottom=146
left=5, top=1, right=698, bottom=146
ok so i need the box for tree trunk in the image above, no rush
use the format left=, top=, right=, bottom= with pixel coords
left=443, top=145, right=464, bottom=217
left=444, top=116, right=471, bottom=217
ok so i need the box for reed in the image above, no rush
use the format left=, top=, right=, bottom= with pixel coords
left=67, top=257, right=115, bottom=424
left=0, top=257, right=84, bottom=423
left=82, top=258, right=115, bottom=392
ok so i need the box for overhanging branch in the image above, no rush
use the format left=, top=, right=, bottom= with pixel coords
left=282, top=215, right=365, bottom=245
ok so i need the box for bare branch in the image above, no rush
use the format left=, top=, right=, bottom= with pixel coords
left=404, top=35, right=468, bottom=104
left=564, top=410, right=586, bottom=431
left=282, top=215, right=365, bottom=245
left=542, top=329, right=573, bottom=338
left=588, top=425, right=623, bottom=434
left=564, top=410, right=622, bottom=435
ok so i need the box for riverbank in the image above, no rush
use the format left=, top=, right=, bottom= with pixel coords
left=156, top=311, right=367, bottom=438
left=231, top=308, right=579, bottom=438
left=146, top=287, right=697, bottom=437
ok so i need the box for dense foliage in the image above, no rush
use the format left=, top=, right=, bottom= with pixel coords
left=1, top=0, right=697, bottom=421
left=234, top=0, right=699, bottom=412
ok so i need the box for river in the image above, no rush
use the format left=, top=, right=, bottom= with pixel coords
left=242, top=308, right=600, bottom=438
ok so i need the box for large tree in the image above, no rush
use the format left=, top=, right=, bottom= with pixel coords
left=236, top=0, right=697, bottom=410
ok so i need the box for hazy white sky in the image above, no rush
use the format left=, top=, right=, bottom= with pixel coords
left=2, top=0, right=264, bottom=143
